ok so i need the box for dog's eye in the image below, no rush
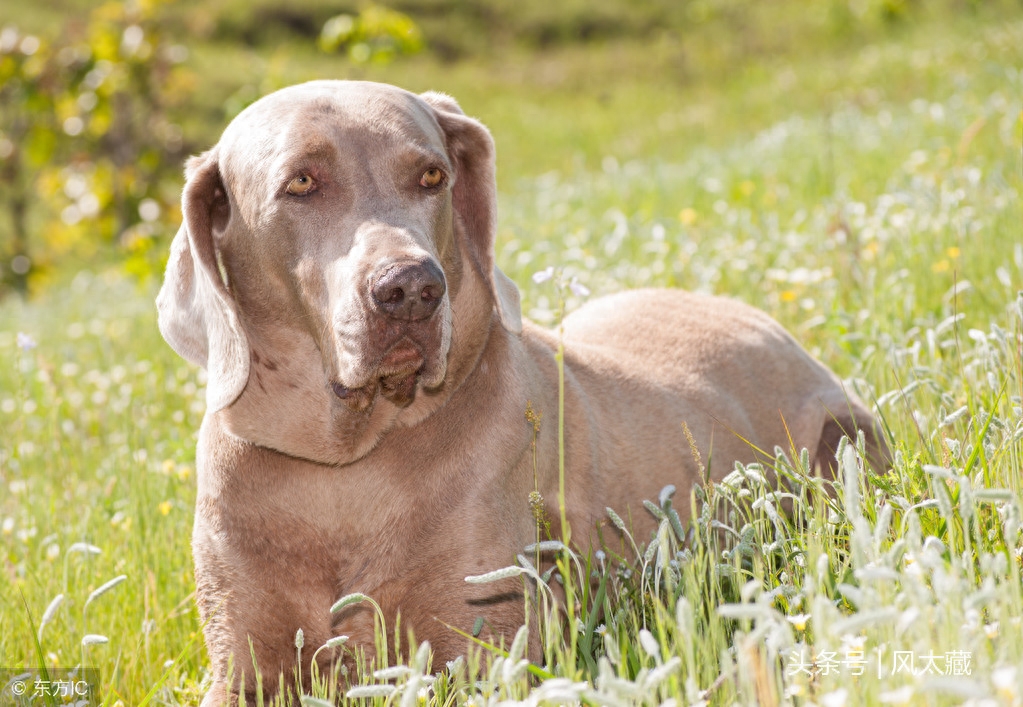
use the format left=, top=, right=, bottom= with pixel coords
left=286, top=175, right=316, bottom=196
left=419, top=168, right=445, bottom=189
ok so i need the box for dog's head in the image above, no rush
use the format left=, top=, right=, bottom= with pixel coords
left=157, top=81, right=521, bottom=464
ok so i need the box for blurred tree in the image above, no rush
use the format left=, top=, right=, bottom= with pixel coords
left=0, top=28, right=60, bottom=294
left=319, top=4, right=423, bottom=64
left=0, top=1, right=193, bottom=296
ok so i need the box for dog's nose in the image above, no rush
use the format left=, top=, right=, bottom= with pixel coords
left=370, top=259, right=446, bottom=321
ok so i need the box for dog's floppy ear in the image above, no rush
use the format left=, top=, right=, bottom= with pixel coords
left=421, top=91, right=522, bottom=334
left=156, top=148, right=250, bottom=412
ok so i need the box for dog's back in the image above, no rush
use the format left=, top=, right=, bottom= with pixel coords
left=553, top=289, right=887, bottom=531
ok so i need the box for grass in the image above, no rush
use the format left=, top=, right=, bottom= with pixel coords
left=2, top=3, right=1023, bottom=706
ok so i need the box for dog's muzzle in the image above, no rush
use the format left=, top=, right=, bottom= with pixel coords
left=330, top=258, right=447, bottom=411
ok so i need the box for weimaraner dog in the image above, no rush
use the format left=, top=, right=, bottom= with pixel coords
left=157, top=80, right=886, bottom=704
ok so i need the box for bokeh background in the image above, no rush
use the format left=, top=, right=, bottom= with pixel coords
left=2, top=0, right=1016, bottom=297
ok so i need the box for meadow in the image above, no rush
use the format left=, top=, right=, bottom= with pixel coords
left=1, top=1, right=1022, bottom=705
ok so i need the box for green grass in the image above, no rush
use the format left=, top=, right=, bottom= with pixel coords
left=2, top=3, right=1023, bottom=706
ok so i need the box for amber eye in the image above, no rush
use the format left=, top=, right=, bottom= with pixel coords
left=286, top=174, right=316, bottom=196
left=419, top=168, right=444, bottom=188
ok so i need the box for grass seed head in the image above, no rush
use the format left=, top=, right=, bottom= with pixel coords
left=300, top=698, right=333, bottom=707
left=330, top=592, right=369, bottom=613
left=85, top=574, right=127, bottom=608
left=464, top=566, right=527, bottom=584
left=346, top=684, right=398, bottom=699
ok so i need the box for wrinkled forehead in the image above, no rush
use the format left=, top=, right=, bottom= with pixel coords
left=218, top=81, right=447, bottom=177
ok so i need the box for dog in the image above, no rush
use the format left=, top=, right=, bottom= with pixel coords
left=156, top=80, right=886, bottom=705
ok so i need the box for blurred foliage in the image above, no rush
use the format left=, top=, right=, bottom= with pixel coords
left=319, top=5, right=423, bottom=64
left=121, top=0, right=1023, bottom=61
left=0, top=0, right=192, bottom=296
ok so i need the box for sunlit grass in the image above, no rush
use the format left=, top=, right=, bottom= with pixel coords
left=1, top=6, right=1021, bottom=706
